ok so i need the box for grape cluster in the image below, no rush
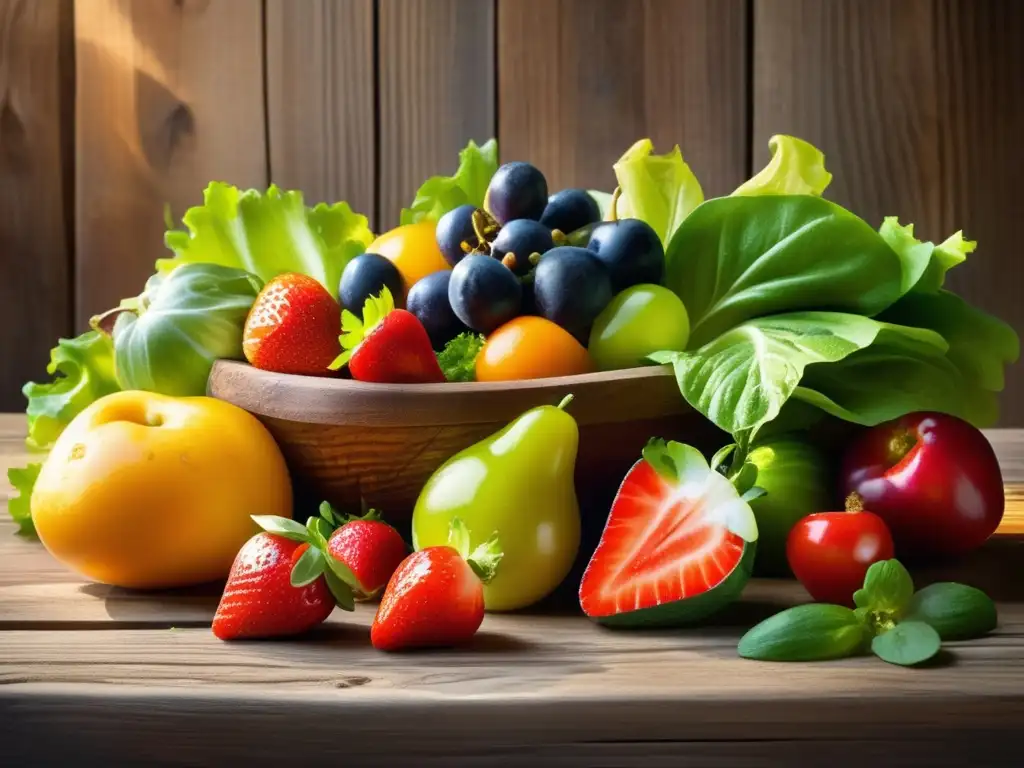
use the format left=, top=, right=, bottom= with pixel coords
left=424, top=161, right=664, bottom=346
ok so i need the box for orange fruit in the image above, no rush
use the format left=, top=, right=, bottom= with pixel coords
left=31, top=391, right=293, bottom=589
left=368, top=222, right=451, bottom=302
left=476, top=316, right=594, bottom=382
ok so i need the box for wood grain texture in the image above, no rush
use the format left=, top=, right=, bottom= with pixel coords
left=73, top=0, right=267, bottom=329
left=0, top=0, right=73, bottom=411
left=752, top=0, right=1024, bottom=426
left=377, top=0, right=496, bottom=228
left=265, top=0, right=376, bottom=222
left=498, top=0, right=748, bottom=196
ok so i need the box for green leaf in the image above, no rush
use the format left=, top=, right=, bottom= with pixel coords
left=447, top=516, right=472, bottom=559
left=330, top=286, right=396, bottom=370
left=107, top=264, right=263, bottom=397
left=733, top=134, right=833, bottom=197
left=640, top=439, right=759, bottom=542
left=871, top=621, right=941, bottom=666
left=709, top=443, right=737, bottom=474
left=290, top=545, right=326, bottom=587
left=437, top=332, right=486, bottom=382
left=587, top=190, right=615, bottom=220
left=664, top=196, right=910, bottom=347
left=612, top=138, right=704, bottom=247
left=904, top=582, right=998, bottom=641
left=401, top=139, right=498, bottom=225
left=794, top=322, right=996, bottom=428
left=324, top=567, right=356, bottom=611
left=318, top=501, right=340, bottom=527
left=6, top=464, right=41, bottom=537
left=738, top=604, right=868, bottom=661
left=306, top=515, right=334, bottom=547
left=878, top=217, right=974, bottom=295
left=856, top=559, right=915, bottom=616
left=23, top=331, right=121, bottom=451
left=161, top=183, right=374, bottom=294
left=251, top=515, right=310, bottom=543
left=879, top=289, right=1020, bottom=394
left=656, top=313, right=893, bottom=440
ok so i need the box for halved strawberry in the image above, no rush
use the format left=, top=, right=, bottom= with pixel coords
left=579, top=438, right=759, bottom=628
left=329, top=286, right=445, bottom=383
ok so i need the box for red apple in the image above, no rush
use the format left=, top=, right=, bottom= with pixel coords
left=840, top=412, right=1005, bottom=558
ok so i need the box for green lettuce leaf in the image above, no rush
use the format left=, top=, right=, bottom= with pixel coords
left=23, top=331, right=120, bottom=451
left=879, top=289, right=1019, bottom=394
left=733, top=135, right=832, bottom=197
left=878, top=217, right=974, bottom=294
left=400, top=139, right=499, bottom=225
left=587, top=190, right=615, bottom=220
left=650, top=313, right=943, bottom=442
left=437, top=332, right=485, bottom=382
left=664, top=195, right=910, bottom=347
left=161, top=183, right=374, bottom=293
left=7, top=463, right=41, bottom=536
left=612, top=138, right=704, bottom=247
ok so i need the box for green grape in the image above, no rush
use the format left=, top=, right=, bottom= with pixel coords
left=588, top=284, right=690, bottom=370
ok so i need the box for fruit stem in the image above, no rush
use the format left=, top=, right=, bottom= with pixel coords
left=557, top=393, right=575, bottom=411
left=609, top=187, right=622, bottom=222
left=845, top=492, right=865, bottom=513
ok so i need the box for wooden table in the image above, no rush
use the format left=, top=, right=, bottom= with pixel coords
left=1, top=414, right=1022, bottom=767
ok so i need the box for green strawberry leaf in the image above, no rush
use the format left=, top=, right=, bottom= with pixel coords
left=857, top=559, right=915, bottom=616
left=251, top=515, right=310, bottom=543
left=290, top=545, right=326, bottom=587
left=306, top=515, right=334, bottom=548
left=871, top=621, right=941, bottom=666
left=325, top=568, right=356, bottom=611
left=7, top=463, right=42, bottom=537
left=329, top=286, right=396, bottom=371
left=318, top=501, right=340, bottom=527
left=710, top=443, right=737, bottom=474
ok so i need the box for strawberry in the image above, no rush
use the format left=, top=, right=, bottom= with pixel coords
left=243, top=272, right=342, bottom=376
left=329, top=286, right=445, bottom=383
left=212, top=515, right=362, bottom=641
left=320, top=503, right=408, bottom=600
left=370, top=518, right=502, bottom=652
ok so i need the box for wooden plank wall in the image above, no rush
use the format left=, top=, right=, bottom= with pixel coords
left=0, top=0, right=1021, bottom=423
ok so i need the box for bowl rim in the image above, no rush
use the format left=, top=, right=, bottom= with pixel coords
left=208, top=360, right=691, bottom=428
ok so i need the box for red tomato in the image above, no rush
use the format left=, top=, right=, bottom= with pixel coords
left=840, top=412, right=1005, bottom=558
left=786, top=496, right=895, bottom=606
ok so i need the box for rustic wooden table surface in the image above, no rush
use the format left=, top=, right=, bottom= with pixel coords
left=0, top=413, right=1022, bottom=767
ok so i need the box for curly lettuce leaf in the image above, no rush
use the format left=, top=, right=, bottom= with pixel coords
left=733, top=135, right=832, bottom=197
left=612, top=138, right=704, bottom=247
left=161, top=183, right=374, bottom=293
left=878, top=217, right=974, bottom=294
left=400, top=139, right=499, bottom=226
left=437, top=332, right=485, bottom=382
left=23, top=331, right=120, bottom=451
left=7, top=463, right=41, bottom=536
left=650, top=313, right=942, bottom=443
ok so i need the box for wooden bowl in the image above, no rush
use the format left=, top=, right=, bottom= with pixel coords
left=207, top=361, right=727, bottom=524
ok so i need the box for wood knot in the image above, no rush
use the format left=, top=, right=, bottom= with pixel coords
left=334, top=676, right=371, bottom=689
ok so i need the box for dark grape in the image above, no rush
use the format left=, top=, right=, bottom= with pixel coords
left=533, top=246, right=613, bottom=342
left=406, top=271, right=469, bottom=350
left=435, top=204, right=480, bottom=266
left=339, top=252, right=404, bottom=312
left=485, top=162, right=548, bottom=225
left=490, top=219, right=554, bottom=276
left=587, top=218, right=664, bottom=292
left=540, top=189, right=601, bottom=234
left=448, top=254, right=523, bottom=335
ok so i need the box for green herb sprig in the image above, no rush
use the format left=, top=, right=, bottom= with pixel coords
left=738, top=559, right=998, bottom=667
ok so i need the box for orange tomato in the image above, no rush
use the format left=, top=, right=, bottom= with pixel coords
left=368, top=222, right=450, bottom=301
left=476, top=316, right=593, bottom=382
